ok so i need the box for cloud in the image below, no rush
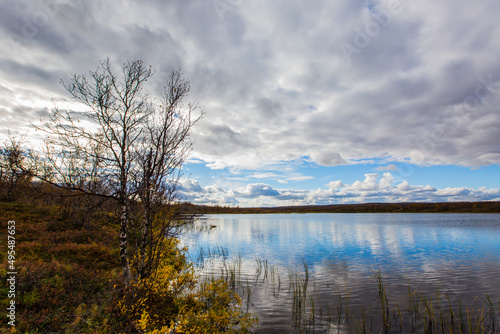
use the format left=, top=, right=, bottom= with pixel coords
left=376, top=164, right=398, bottom=171
left=182, top=179, right=204, bottom=193
left=1, top=0, right=500, bottom=194
left=327, top=180, right=344, bottom=189
left=185, top=0, right=500, bottom=170
left=307, top=173, right=500, bottom=204
left=351, top=174, right=380, bottom=191
left=309, top=151, right=347, bottom=167
left=181, top=179, right=237, bottom=205
left=246, top=171, right=313, bottom=183
left=248, top=172, right=281, bottom=179
left=236, top=183, right=281, bottom=198
left=287, top=175, right=315, bottom=182
left=379, top=172, right=394, bottom=189
left=180, top=173, right=500, bottom=207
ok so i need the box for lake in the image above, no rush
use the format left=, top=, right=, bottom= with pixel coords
left=180, top=213, right=500, bottom=333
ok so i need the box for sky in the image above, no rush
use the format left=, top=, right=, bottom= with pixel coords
left=1, top=0, right=500, bottom=207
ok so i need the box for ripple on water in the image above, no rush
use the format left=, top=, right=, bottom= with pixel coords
left=182, top=213, right=500, bottom=333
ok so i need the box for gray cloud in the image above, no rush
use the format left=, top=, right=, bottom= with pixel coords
left=376, top=164, right=398, bottom=171
left=1, top=0, right=500, bottom=172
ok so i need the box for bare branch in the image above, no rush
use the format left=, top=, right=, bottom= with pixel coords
left=31, top=60, right=203, bottom=285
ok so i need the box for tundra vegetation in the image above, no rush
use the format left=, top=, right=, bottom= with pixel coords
left=0, top=59, right=256, bottom=333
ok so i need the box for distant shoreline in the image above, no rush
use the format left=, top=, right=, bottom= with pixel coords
left=185, top=201, right=500, bottom=214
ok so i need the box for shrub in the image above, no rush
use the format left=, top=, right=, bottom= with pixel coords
left=118, top=238, right=257, bottom=333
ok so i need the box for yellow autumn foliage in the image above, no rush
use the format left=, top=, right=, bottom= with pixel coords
left=119, top=238, right=257, bottom=333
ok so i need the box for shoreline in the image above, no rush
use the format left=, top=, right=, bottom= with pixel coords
left=185, top=201, right=500, bottom=214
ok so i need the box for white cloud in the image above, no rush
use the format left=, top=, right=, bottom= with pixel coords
left=397, top=180, right=410, bottom=191
left=379, top=172, right=394, bottom=189
left=351, top=174, right=379, bottom=191
left=435, top=187, right=470, bottom=197
left=287, top=175, right=315, bottom=182
left=236, top=183, right=281, bottom=198
left=327, top=180, right=344, bottom=189
left=180, top=173, right=500, bottom=207
left=182, top=179, right=204, bottom=193
left=249, top=172, right=281, bottom=179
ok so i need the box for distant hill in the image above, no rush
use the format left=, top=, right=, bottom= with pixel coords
left=180, top=201, right=500, bottom=214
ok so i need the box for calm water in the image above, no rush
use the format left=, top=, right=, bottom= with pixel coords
left=180, top=213, right=500, bottom=333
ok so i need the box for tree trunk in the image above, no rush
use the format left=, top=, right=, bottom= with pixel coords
left=120, top=134, right=131, bottom=284
left=120, top=201, right=131, bottom=285
left=138, top=202, right=151, bottom=278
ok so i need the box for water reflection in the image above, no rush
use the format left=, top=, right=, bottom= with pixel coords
left=181, top=213, right=500, bottom=333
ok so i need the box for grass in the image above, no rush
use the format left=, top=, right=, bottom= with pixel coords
left=0, top=200, right=259, bottom=333
left=0, top=200, right=124, bottom=332
left=192, top=245, right=500, bottom=333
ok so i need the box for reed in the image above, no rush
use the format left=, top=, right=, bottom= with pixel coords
left=191, top=245, right=500, bottom=333
left=375, top=272, right=391, bottom=333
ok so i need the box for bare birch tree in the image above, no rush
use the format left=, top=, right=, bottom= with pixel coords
left=132, top=69, right=199, bottom=279
left=32, top=59, right=203, bottom=285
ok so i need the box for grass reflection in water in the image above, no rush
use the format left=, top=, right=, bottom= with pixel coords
left=190, top=245, right=499, bottom=334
